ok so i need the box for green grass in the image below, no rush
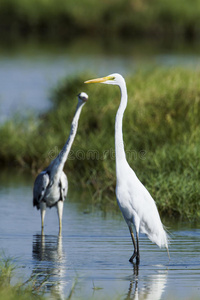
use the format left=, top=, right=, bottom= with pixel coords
left=0, top=68, right=200, bottom=219
left=1, top=0, right=200, bottom=40
left=0, top=254, right=80, bottom=300
left=0, top=254, right=45, bottom=300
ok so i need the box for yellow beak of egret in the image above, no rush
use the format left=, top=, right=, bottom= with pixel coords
left=84, top=76, right=113, bottom=84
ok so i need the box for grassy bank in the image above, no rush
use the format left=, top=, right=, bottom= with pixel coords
left=1, top=0, right=200, bottom=41
left=0, top=68, right=200, bottom=219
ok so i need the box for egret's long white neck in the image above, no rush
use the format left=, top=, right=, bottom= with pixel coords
left=115, top=78, right=128, bottom=175
left=49, top=100, right=85, bottom=181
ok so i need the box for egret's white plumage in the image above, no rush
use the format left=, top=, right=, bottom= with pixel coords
left=85, top=74, right=169, bottom=264
left=33, top=92, right=88, bottom=234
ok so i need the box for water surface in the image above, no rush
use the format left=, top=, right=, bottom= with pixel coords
left=0, top=171, right=200, bottom=299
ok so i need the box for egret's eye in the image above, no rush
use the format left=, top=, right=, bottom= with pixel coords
left=110, top=76, right=115, bottom=80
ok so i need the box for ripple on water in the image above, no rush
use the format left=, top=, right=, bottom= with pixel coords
left=0, top=181, right=200, bottom=299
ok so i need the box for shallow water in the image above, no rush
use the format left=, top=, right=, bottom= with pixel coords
left=0, top=171, right=200, bottom=299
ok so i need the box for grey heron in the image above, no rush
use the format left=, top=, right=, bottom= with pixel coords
left=33, top=92, right=88, bottom=234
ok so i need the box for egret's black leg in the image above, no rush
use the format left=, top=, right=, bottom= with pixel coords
left=133, top=262, right=139, bottom=276
left=136, top=231, right=140, bottom=265
left=128, top=226, right=137, bottom=263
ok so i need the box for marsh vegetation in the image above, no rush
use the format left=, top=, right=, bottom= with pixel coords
left=0, top=255, right=45, bottom=300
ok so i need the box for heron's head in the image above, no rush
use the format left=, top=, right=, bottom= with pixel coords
left=84, top=73, right=123, bottom=86
left=78, top=92, right=88, bottom=102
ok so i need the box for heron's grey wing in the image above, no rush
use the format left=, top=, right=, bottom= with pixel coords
left=33, top=171, right=50, bottom=209
left=60, top=171, right=68, bottom=201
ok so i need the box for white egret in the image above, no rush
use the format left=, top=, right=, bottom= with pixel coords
left=85, top=74, right=169, bottom=264
left=33, top=92, right=88, bottom=234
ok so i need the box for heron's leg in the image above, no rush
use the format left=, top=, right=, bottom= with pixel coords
left=40, top=202, right=46, bottom=232
left=57, top=201, right=63, bottom=235
left=128, top=225, right=137, bottom=263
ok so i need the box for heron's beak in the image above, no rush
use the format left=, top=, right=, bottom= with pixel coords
left=84, top=76, right=112, bottom=84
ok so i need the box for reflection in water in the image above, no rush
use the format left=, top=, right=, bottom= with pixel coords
left=32, top=234, right=66, bottom=300
left=125, top=264, right=168, bottom=300
left=1, top=175, right=199, bottom=300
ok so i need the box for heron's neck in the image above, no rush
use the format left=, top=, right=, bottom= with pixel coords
left=115, top=80, right=128, bottom=176
left=50, top=101, right=85, bottom=181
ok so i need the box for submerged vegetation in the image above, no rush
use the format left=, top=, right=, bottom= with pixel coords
left=0, top=68, right=200, bottom=219
left=1, top=0, right=200, bottom=41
